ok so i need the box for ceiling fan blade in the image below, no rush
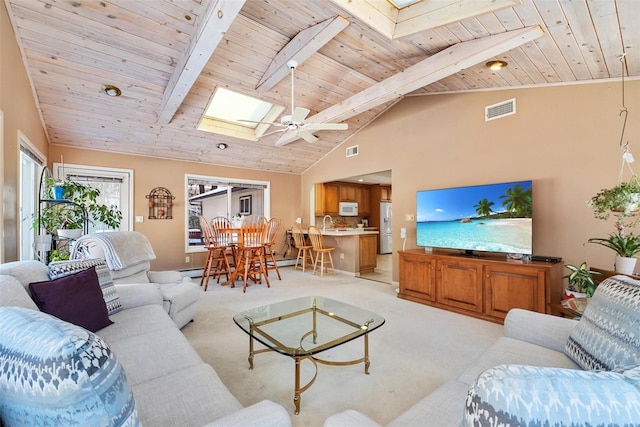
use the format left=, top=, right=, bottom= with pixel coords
left=298, top=129, right=318, bottom=143
left=237, top=119, right=280, bottom=125
left=290, top=107, right=310, bottom=124
left=258, top=128, right=287, bottom=138
left=303, top=123, right=348, bottom=131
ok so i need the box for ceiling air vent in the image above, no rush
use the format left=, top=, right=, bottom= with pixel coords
left=485, top=98, right=516, bottom=121
left=346, top=145, right=359, bottom=157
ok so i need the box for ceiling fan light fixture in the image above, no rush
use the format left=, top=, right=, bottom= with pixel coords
left=216, top=143, right=228, bottom=150
left=486, top=60, right=507, bottom=71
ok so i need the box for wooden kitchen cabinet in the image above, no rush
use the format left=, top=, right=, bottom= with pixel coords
left=357, top=186, right=370, bottom=216
left=381, top=185, right=392, bottom=201
left=398, top=250, right=563, bottom=324
left=339, top=184, right=356, bottom=202
left=315, top=183, right=339, bottom=215
left=359, top=234, right=377, bottom=274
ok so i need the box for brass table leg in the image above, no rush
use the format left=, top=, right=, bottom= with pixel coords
left=294, top=357, right=301, bottom=415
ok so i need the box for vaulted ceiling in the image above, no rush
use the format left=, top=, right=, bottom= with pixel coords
left=5, top=0, right=639, bottom=174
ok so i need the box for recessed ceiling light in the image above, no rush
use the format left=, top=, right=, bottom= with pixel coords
left=216, top=143, right=228, bottom=150
left=102, top=84, right=121, bottom=97
left=486, top=60, right=508, bottom=71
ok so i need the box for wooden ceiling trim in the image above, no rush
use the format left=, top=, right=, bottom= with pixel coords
left=157, top=0, right=246, bottom=125
left=256, top=16, right=350, bottom=93
left=276, top=25, right=544, bottom=146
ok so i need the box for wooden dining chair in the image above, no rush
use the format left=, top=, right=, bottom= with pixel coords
left=308, top=225, right=336, bottom=277
left=291, top=225, right=314, bottom=272
left=263, top=216, right=282, bottom=280
left=210, top=216, right=236, bottom=270
left=235, top=214, right=269, bottom=292
left=198, top=216, right=232, bottom=291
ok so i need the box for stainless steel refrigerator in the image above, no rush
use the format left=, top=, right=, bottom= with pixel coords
left=380, top=201, right=392, bottom=254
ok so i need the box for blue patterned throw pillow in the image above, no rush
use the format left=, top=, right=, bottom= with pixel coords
left=565, top=275, right=640, bottom=371
left=0, top=306, right=139, bottom=427
left=463, top=364, right=640, bottom=426
left=49, top=258, right=122, bottom=315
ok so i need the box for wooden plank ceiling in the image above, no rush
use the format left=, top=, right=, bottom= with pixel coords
left=5, top=0, right=639, bottom=174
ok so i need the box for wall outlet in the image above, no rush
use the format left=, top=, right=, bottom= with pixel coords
left=135, top=216, right=144, bottom=223
left=340, top=253, right=345, bottom=260
left=295, top=217, right=302, bottom=224
left=400, top=227, right=406, bottom=238
left=405, top=213, right=414, bottom=221
left=185, top=256, right=190, bottom=264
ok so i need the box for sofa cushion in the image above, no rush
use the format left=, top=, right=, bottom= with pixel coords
left=29, top=267, right=113, bottom=332
left=0, top=275, right=38, bottom=310
left=462, top=364, right=640, bottom=426
left=49, top=258, right=122, bottom=315
left=0, top=306, right=140, bottom=427
left=0, top=260, right=49, bottom=291
left=131, top=364, right=243, bottom=426
left=565, top=275, right=640, bottom=371
left=458, top=336, right=579, bottom=386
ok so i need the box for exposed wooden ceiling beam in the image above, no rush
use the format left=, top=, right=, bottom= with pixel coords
left=156, top=0, right=245, bottom=124
left=330, top=0, right=521, bottom=39
left=275, top=25, right=544, bottom=146
left=256, top=16, right=350, bottom=93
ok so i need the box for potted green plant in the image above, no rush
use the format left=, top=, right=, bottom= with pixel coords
left=32, top=177, right=122, bottom=237
left=587, top=175, right=640, bottom=234
left=587, top=233, right=640, bottom=274
left=562, top=262, right=601, bottom=297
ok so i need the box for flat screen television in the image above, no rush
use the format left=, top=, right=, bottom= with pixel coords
left=416, top=180, right=533, bottom=256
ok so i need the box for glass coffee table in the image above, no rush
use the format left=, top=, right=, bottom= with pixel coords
left=233, top=296, right=385, bottom=414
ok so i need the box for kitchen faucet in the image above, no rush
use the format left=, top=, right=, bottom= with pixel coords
left=322, top=215, right=333, bottom=231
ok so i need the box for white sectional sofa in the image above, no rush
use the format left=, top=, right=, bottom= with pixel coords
left=326, top=275, right=640, bottom=427
left=0, top=260, right=291, bottom=427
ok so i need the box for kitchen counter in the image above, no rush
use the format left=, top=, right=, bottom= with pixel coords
left=320, top=228, right=379, bottom=236
left=315, top=229, right=379, bottom=275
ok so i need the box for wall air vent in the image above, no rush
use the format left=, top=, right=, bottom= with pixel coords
left=485, top=98, right=516, bottom=121
left=346, top=145, right=359, bottom=157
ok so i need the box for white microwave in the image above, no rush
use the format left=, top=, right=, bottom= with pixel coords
left=339, top=202, right=358, bottom=216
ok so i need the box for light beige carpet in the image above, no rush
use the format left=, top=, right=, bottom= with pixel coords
left=182, top=267, right=502, bottom=426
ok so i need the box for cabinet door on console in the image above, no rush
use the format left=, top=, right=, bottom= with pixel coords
left=484, top=265, right=545, bottom=319
left=436, top=259, right=483, bottom=313
left=399, top=252, right=436, bottom=302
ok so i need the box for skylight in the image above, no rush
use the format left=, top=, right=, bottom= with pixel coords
left=198, top=88, right=284, bottom=141
left=388, top=0, right=423, bottom=9
left=204, top=88, right=273, bottom=129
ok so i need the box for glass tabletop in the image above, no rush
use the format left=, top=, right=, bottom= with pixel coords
left=233, top=296, right=385, bottom=357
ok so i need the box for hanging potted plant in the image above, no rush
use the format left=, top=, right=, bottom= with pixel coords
left=587, top=175, right=640, bottom=233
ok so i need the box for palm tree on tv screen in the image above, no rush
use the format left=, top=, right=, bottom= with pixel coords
left=499, top=184, right=532, bottom=217
left=474, top=198, right=494, bottom=217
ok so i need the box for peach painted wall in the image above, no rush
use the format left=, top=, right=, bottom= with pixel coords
left=302, top=81, right=640, bottom=281
left=1, top=3, right=49, bottom=261
left=48, top=146, right=300, bottom=271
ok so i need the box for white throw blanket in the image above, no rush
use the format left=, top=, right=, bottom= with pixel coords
left=72, top=231, right=156, bottom=271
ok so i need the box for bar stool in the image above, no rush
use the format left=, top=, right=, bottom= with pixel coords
left=308, top=225, right=336, bottom=277
left=291, top=225, right=314, bottom=272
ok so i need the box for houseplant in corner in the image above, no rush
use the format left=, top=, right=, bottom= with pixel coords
left=562, top=262, right=601, bottom=298
left=587, top=175, right=640, bottom=274
left=587, top=233, right=640, bottom=274
left=32, top=177, right=122, bottom=259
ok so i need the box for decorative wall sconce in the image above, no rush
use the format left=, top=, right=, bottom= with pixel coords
left=146, top=187, right=175, bottom=219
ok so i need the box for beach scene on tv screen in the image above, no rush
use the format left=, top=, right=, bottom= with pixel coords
left=416, top=181, right=532, bottom=254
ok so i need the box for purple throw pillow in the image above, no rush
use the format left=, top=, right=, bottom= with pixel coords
left=29, top=267, right=113, bottom=332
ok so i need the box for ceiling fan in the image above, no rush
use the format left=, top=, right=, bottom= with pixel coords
left=240, top=60, right=348, bottom=143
